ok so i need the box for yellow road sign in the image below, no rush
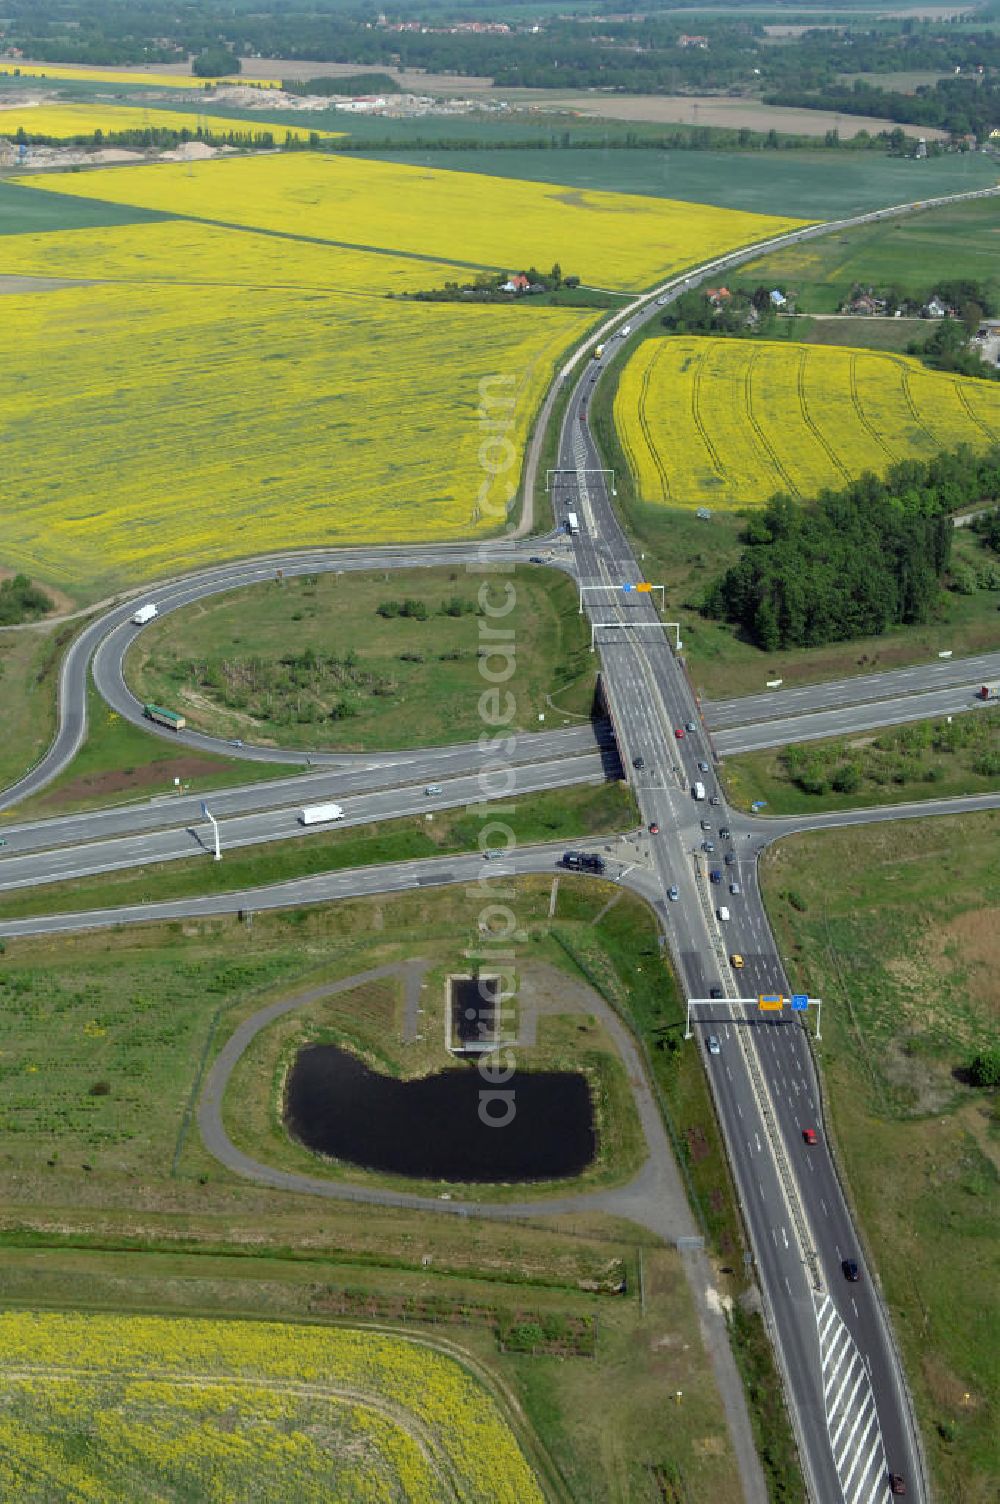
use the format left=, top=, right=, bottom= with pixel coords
left=759, top=995, right=784, bottom=1011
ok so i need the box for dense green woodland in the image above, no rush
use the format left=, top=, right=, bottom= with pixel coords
left=703, top=447, right=1000, bottom=650
left=3, top=1, right=1000, bottom=132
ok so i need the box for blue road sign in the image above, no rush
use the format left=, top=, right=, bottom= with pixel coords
left=621, top=582, right=634, bottom=592
left=791, top=993, right=808, bottom=1012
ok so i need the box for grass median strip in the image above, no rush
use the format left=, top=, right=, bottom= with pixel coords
left=0, top=781, right=637, bottom=920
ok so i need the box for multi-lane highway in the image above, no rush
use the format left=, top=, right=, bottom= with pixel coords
left=4, top=184, right=996, bottom=1503
left=553, top=299, right=927, bottom=1503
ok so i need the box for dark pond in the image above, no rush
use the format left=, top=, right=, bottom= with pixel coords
left=284, top=1044, right=596, bottom=1182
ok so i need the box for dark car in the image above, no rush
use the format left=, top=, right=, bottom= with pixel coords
left=529, top=555, right=545, bottom=564
left=842, top=1259, right=861, bottom=1282
left=724, top=852, right=736, bottom=866
left=709, top=986, right=723, bottom=999
left=888, top=1474, right=906, bottom=1496
left=685, top=720, right=697, bottom=732
left=709, top=869, right=722, bottom=884
left=719, top=827, right=731, bottom=840
left=632, top=755, right=645, bottom=770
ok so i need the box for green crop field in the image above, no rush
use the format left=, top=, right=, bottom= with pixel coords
left=742, top=196, right=1000, bottom=313
left=352, top=145, right=999, bottom=219
left=127, top=565, right=596, bottom=752
left=763, top=815, right=1000, bottom=1504
left=0, top=178, right=171, bottom=235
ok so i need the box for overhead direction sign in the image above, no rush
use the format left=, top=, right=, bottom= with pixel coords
left=759, top=994, right=784, bottom=1011
left=636, top=582, right=653, bottom=593
left=791, top=994, right=809, bottom=1012
left=621, top=582, right=634, bottom=592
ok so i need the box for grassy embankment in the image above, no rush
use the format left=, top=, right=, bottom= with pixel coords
left=724, top=705, right=1000, bottom=815
left=762, top=815, right=999, bottom=1504
left=0, top=876, right=762, bottom=1503
left=127, top=565, right=597, bottom=752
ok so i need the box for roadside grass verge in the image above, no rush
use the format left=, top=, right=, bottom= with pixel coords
left=723, top=705, right=1000, bottom=815
left=762, top=814, right=1000, bottom=1503
left=0, top=780, right=637, bottom=920
left=126, top=565, right=597, bottom=751
left=0, top=624, right=67, bottom=798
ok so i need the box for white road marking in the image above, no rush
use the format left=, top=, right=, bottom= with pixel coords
left=813, top=1292, right=892, bottom=1504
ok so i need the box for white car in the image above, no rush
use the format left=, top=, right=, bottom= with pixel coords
left=668, top=885, right=680, bottom=901
left=730, top=881, right=741, bottom=896
left=717, top=906, right=730, bottom=922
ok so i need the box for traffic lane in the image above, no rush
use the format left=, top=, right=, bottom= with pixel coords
left=748, top=789, right=1000, bottom=844
left=0, top=843, right=668, bottom=942
left=767, top=1027, right=920, bottom=1494
left=0, top=725, right=610, bottom=855
left=0, top=756, right=607, bottom=892
left=715, top=684, right=991, bottom=756
left=704, top=649, right=1000, bottom=729
left=694, top=1012, right=841, bottom=1504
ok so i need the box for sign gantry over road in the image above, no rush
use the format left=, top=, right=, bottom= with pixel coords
left=685, top=994, right=822, bottom=1039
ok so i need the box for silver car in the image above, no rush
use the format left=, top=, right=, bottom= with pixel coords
left=707, top=1035, right=721, bottom=1056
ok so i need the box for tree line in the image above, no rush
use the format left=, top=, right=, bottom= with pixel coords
left=702, top=447, right=1000, bottom=651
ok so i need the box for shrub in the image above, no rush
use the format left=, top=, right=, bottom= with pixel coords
left=968, top=1047, right=1000, bottom=1089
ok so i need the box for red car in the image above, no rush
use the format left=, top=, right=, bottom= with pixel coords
left=674, top=727, right=685, bottom=739
left=649, top=822, right=660, bottom=834
left=802, top=1128, right=818, bottom=1145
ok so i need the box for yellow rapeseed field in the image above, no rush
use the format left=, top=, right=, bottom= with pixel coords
left=0, top=219, right=458, bottom=294
left=15, top=151, right=810, bottom=290
left=0, top=1310, right=544, bottom=1502
left=0, top=62, right=278, bottom=88
left=0, top=100, right=337, bottom=143
left=615, top=336, right=1000, bottom=507
left=0, top=279, right=589, bottom=593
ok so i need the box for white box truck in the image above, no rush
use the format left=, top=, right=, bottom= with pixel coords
left=566, top=512, right=580, bottom=534
left=299, top=802, right=345, bottom=826
left=693, top=781, right=706, bottom=801
left=132, top=603, right=158, bottom=626
left=717, top=906, right=730, bottom=922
